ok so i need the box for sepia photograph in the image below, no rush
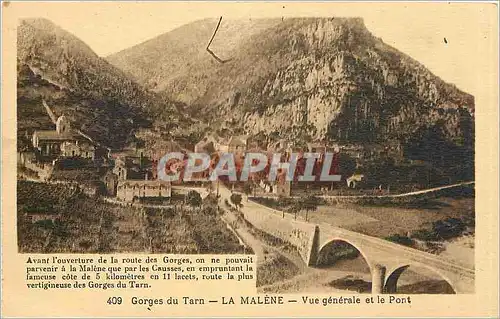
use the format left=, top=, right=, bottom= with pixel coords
left=14, top=5, right=480, bottom=298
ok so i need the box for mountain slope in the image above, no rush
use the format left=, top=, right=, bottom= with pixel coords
left=107, top=18, right=282, bottom=102
left=17, top=18, right=179, bottom=149
left=108, top=17, right=474, bottom=183
left=108, top=17, right=474, bottom=140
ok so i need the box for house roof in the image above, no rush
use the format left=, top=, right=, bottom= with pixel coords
left=228, top=135, right=249, bottom=147
left=217, top=137, right=231, bottom=146
left=110, top=149, right=139, bottom=159
left=118, top=180, right=171, bottom=187
left=61, top=141, right=95, bottom=150
left=104, top=171, right=118, bottom=178
left=307, top=142, right=327, bottom=150
left=195, top=140, right=216, bottom=154
left=78, top=143, right=95, bottom=151
left=34, top=130, right=77, bottom=141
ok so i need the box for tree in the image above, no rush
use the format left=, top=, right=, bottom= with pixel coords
left=243, top=183, right=252, bottom=201
left=203, top=193, right=218, bottom=208
left=298, top=195, right=319, bottom=222
left=338, top=153, right=357, bottom=180
left=185, top=190, right=202, bottom=207
left=230, top=193, right=243, bottom=211
left=287, top=204, right=301, bottom=220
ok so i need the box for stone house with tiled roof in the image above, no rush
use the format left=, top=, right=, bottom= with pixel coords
left=32, top=115, right=95, bottom=160
left=116, top=179, right=172, bottom=202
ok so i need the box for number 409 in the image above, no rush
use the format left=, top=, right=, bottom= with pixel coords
left=107, top=297, right=122, bottom=305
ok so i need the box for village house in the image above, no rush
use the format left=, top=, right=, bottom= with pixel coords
left=214, top=136, right=231, bottom=153
left=227, top=135, right=249, bottom=153
left=18, top=150, right=36, bottom=165
left=109, top=147, right=146, bottom=168
left=61, top=141, right=95, bottom=160
left=267, top=139, right=289, bottom=153
left=112, top=157, right=130, bottom=180
left=196, top=134, right=249, bottom=154
left=32, top=115, right=95, bottom=160
left=110, top=143, right=157, bottom=182
left=112, top=157, right=153, bottom=181
left=194, top=136, right=217, bottom=154
left=256, top=180, right=291, bottom=197
left=102, top=171, right=119, bottom=196
left=148, top=140, right=188, bottom=162
left=338, top=144, right=364, bottom=159
left=346, top=174, right=366, bottom=188
left=307, top=142, right=327, bottom=154
left=116, top=179, right=172, bottom=202
left=274, top=180, right=292, bottom=197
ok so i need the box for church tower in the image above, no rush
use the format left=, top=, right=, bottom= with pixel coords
left=56, top=115, right=71, bottom=134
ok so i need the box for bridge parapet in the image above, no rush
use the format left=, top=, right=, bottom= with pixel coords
left=242, top=200, right=317, bottom=265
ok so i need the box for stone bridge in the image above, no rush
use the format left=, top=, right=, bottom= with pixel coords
left=232, top=192, right=475, bottom=294
left=311, top=225, right=474, bottom=294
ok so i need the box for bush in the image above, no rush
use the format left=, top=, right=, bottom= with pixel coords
left=329, top=276, right=372, bottom=293
left=411, top=229, right=439, bottom=241
left=256, top=255, right=300, bottom=287
left=411, top=217, right=471, bottom=242
left=34, top=219, right=55, bottom=230
left=203, top=193, right=218, bottom=207
left=316, top=241, right=360, bottom=266
left=23, top=203, right=54, bottom=213
left=432, top=218, right=466, bottom=240
left=385, top=234, right=415, bottom=247
left=230, top=193, right=243, bottom=209
left=201, top=206, right=217, bottom=216
left=186, top=190, right=202, bottom=207
left=79, top=240, right=93, bottom=250
left=52, top=220, right=69, bottom=238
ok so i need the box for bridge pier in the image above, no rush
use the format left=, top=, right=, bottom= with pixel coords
left=371, top=264, right=386, bottom=294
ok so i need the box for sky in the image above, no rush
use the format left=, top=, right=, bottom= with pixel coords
left=10, top=2, right=498, bottom=97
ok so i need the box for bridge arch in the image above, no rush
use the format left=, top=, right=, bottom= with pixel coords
left=316, top=238, right=373, bottom=272
left=384, top=263, right=456, bottom=294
